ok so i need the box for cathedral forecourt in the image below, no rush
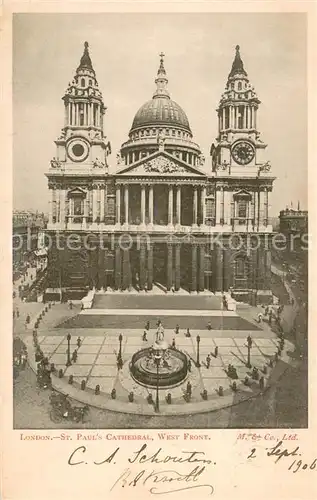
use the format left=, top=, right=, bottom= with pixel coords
left=45, top=43, right=275, bottom=304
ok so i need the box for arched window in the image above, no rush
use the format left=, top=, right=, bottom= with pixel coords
left=81, top=78, right=85, bottom=87
left=88, top=79, right=92, bottom=86
left=238, top=82, right=242, bottom=91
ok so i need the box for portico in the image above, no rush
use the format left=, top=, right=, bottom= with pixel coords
left=115, top=180, right=207, bottom=228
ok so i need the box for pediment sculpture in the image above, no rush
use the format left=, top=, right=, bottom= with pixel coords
left=216, top=161, right=229, bottom=171
left=259, top=161, right=271, bottom=173
left=143, top=156, right=186, bottom=174
left=93, top=158, right=105, bottom=169
left=198, top=153, right=205, bottom=167
left=50, top=157, right=62, bottom=169
left=116, top=153, right=125, bottom=165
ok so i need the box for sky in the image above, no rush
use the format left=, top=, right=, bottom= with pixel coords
left=13, top=12, right=307, bottom=216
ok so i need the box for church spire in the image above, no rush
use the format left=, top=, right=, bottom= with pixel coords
left=153, top=52, right=170, bottom=99
left=77, top=41, right=95, bottom=74
left=229, top=45, right=247, bottom=78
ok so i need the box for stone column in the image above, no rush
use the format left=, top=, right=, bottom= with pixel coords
left=243, top=106, right=247, bottom=128
left=124, top=185, right=129, bottom=225
left=60, top=189, right=66, bottom=226
left=83, top=194, right=88, bottom=228
left=199, top=245, right=205, bottom=292
left=201, top=186, right=206, bottom=226
left=149, top=185, right=154, bottom=225
left=167, top=243, right=173, bottom=291
left=265, top=188, right=269, bottom=226
left=176, top=186, right=181, bottom=225
left=116, top=185, right=121, bottom=225
left=100, top=187, right=105, bottom=223
left=191, top=244, right=197, bottom=293
left=115, top=245, right=121, bottom=290
left=230, top=106, right=234, bottom=128
left=147, top=243, right=153, bottom=291
left=175, top=243, right=181, bottom=291
left=92, top=187, right=98, bottom=222
left=48, top=189, right=53, bottom=225
left=141, top=185, right=146, bottom=225
left=215, top=188, right=221, bottom=225
left=139, top=244, right=146, bottom=290
left=122, top=249, right=131, bottom=290
left=221, top=187, right=225, bottom=224
left=192, top=186, right=198, bottom=227
left=215, top=243, right=223, bottom=292
left=168, top=185, right=173, bottom=225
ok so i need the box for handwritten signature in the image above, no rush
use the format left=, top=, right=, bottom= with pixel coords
left=110, top=466, right=214, bottom=495
left=67, top=444, right=215, bottom=495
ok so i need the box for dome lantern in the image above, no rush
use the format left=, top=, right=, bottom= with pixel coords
left=153, top=52, right=170, bottom=99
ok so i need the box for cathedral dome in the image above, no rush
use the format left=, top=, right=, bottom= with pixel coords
left=131, top=97, right=191, bottom=133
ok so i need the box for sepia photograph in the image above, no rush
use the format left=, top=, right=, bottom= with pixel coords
left=12, top=12, right=308, bottom=430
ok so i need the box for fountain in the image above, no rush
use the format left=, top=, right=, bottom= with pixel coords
left=130, top=322, right=188, bottom=388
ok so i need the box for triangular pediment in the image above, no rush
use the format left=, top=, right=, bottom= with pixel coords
left=115, top=151, right=206, bottom=178
left=233, top=189, right=252, bottom=199
left=68, top=187, right=86, bottom=197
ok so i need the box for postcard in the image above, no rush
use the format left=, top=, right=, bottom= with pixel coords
left=1, top=2, right=316, bottom=499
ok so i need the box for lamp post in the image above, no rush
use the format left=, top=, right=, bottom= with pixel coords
left=246, top=335, right=252, bottom=368
left=196, top=335, right=201, bottom=368
left=118, top=334, right=123, bottom=360
left=66, top=333, right=72, bottom=367
left=154, top=353, right=162, bottom=413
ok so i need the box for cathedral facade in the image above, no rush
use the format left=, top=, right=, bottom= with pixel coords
left=45, top=43, right=275, bottom=304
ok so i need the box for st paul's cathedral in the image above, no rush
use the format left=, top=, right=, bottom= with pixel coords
left=45, top=43, right=275, bottom=304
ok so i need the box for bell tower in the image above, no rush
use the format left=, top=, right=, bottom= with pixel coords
left=53, top=41, right=111, bottom=169
left=211, top=45, right=267, bottom=172
left=46, top=42, right=112, bottom=230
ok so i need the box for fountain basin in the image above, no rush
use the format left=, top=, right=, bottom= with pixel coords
left=130, top=347, right=188, bottom=388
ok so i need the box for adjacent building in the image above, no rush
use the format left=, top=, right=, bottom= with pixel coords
left=45, top=43, right=275, bottom=303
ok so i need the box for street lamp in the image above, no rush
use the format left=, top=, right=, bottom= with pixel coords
left=154, top=353, right=162, bottom=413
left=118, top=334, right=123, bottom=360
left=246, top=335, right=252, bottom=368
left=196, top=335, right=201, bottom=368
left=66, top=333, right=72, bottom=367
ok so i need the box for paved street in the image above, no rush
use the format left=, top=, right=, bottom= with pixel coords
left=13, top=360, right=307, bottom=429
left=13, top=262, right=307, bottom=428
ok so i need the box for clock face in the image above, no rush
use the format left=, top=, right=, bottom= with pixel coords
left=67, top=138, right=89, bottom=162
left=231, top=141, right=255, bottom=165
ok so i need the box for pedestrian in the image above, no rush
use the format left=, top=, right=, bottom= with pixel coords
left=172, top=338, right=176, bottom=349
left=268, top=311, right=272, bottom=325
left=187, top=359, right=192, bottom=372
left=142, top=330, right=148, bottom=342
left=69, top=300, right=73, bottom=310
left=175, top=324, right=179, bottom=334
left=257, top=312, right=263, bottom=323
left=145, top=321, right=150, bottom=331
left=265, top=306, right=269, bottom=316
left=214, top=346, right=219, bottom=357
left=186, top=381, right=192, bottom=396
left=185, top=328, right=191, bottom=337
left=72, top=349, right=78, bottom=362
left=206, top=354, right=211, bottom=369
left=77, top=337, right=81, bottom=348
left=207, top=321, right=212, bottom=330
